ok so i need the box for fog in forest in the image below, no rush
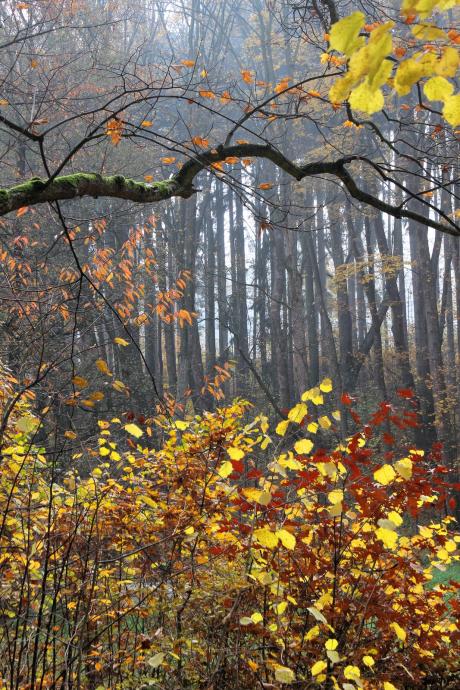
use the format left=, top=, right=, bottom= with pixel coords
left=0, top=1, right=459, bottom=689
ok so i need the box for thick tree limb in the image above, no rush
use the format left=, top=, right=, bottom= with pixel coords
left=0, top=143, right=458, bottom=236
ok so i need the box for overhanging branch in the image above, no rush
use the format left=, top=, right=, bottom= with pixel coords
left=0, top=143, right=458, bottom=237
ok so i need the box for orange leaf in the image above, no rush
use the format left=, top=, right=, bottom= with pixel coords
left=106, top=118, right=123, bottom=145
left=141, top=120, right=153, bottom=127
left=181, top=59, right=195, bottom=67
left=161, top=157, right=176, bottom=164
left=274, top=78, right=290, bottom=94
left=199, top=90, right=215, bottom=99
left=16, top=206, right=29, bottom=217
left=258, top=182, right=273, bottom=190
left=241, top=70, right=253, bottom=84
left=192, top=136, right=209, bottom=148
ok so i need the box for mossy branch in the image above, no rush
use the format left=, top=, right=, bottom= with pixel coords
left=0, top=144, right=458, bottom=237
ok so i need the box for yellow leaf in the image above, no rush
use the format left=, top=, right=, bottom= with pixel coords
left=435, top=47, right=459, bottom=78
left=311, top=660, right=327, bottom=677
left=294, top=438, right=313, bottom=455
left=424, top=76, right=454, bottom=101
left=275, top=666, right=296, bottom=684
left=250, top=611, right=263, bottom=623
left=394, top=457, right=412, bottom=480
left=374, top=464, right=396, bottom=485
left=306, top=625, right=320, bottom=640
left=72, top=375, right=88, bottom=388
left=320, top=378, right=333, bottom=393
left=394, top=58, right=425, bottom=96
left=275, top=419, right=289, bottom=436
left=325, top=638, right=338, bottom=650
left=329, top=12, right=365, bottom=56
left=243, top=488, right=271, bottom=506
left=362, top=655, right=374, bottom=667
left=328, top=501, right=343, bottom=517
left=328, top=489, right=344, bottom=504
left=443, top=93, right=460, bottom=126
left=218, top=460, right=233, bottom=478
left=329, top=74, right=356, bottom=103
left=124, top=423, right=143, bottom=438
left=95, top=359, right=111, bottom=375
left=276, top=601, right=288, bottom=615
left=307, top=421, right=319, bottom=433
left=388, top=511, right=403, bottom=527
left=140, top=495, right=156, bottom=509
left=412, top=23, right=446, bottom=40
left=288, top=402, right=308, bottom=423
left=319, top=415, right=331, bottom=429
left=376, top=526, right=398, bottom=550
left=228, top=446, right=244, bottom=460
left=391, top=622, right=407, bottom=642
left=114, top=337, right=130, bottom=346
left=349, top=81, right=384, bottom=114
left=344, top=665, right=360, bottom=681
left=254, top=527, right=279, bottom=549
left=64, top=430, right=77, bottom=440
left=276, top=529, right=296, bottom=550
left=369, top=58, right=393, bottom=89
left=174, top=420, right=189, bottom=430
left=302, top=386, right=324, bottom=405
left=383, top=683, right=398, bottom=690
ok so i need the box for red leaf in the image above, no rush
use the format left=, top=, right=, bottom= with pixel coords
left=397, top=388, right=414, bottom=399
left=383, top=432, right=395, bottom=446
left=231, top=459, right=244, bottom=473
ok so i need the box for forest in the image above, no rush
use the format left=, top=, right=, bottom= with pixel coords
left=0, top=0, right=459, bottom=689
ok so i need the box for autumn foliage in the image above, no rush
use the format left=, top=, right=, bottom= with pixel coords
left=0, top=366, right=459, bottom=690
